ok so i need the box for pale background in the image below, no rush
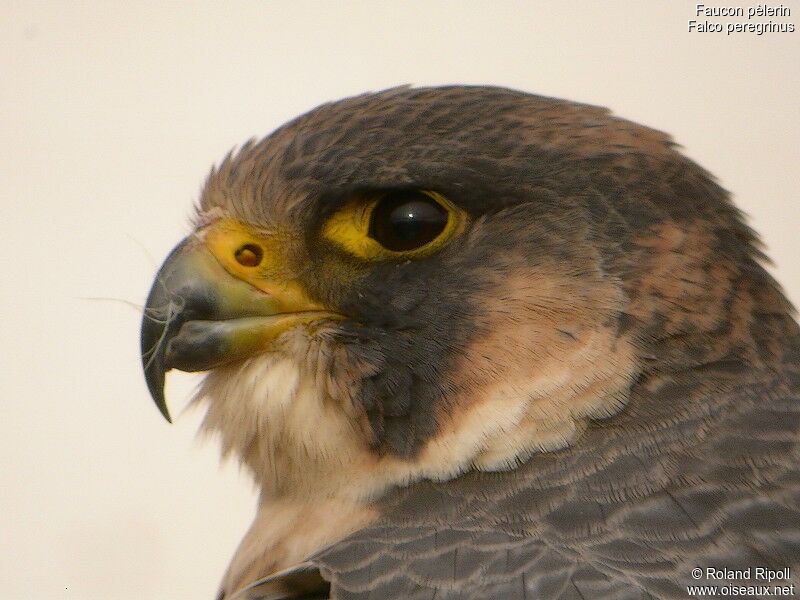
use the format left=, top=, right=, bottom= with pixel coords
left=2, top=2, right=798, bottom=599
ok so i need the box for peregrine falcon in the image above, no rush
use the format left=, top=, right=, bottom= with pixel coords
left=140, top=86, right=800, bottom=599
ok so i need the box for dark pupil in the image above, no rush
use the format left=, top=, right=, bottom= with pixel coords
left=368, top=192, right=448, bottom=252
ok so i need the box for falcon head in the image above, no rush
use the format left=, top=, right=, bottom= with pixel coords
left=141, top=86, right=793, bottom=595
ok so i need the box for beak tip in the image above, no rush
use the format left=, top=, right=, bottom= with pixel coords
left=143, top=369, right=173, bottom=424
left=159, top=405, right=173, bottom=424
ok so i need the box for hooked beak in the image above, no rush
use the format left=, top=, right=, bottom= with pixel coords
left=140, top=220, right=339, bottom=422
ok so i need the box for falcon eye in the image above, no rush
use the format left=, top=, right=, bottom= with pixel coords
left=321, top=189, right=467, bottom=260
left=368, top=191, right=449, bottom=251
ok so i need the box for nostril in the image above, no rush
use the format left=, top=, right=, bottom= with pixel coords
left=234, top=243, right=263, bottom=267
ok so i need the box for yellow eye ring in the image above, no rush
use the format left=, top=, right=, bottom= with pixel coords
left=322, top=190, right=467, bottom=260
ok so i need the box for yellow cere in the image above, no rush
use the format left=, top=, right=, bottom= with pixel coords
left=322, top=190, right=467, bottom=260
left=203, top=218, right=326, bottom=313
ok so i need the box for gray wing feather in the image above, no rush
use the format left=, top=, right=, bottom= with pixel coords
left=311, top=368, right=800, bottom=599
